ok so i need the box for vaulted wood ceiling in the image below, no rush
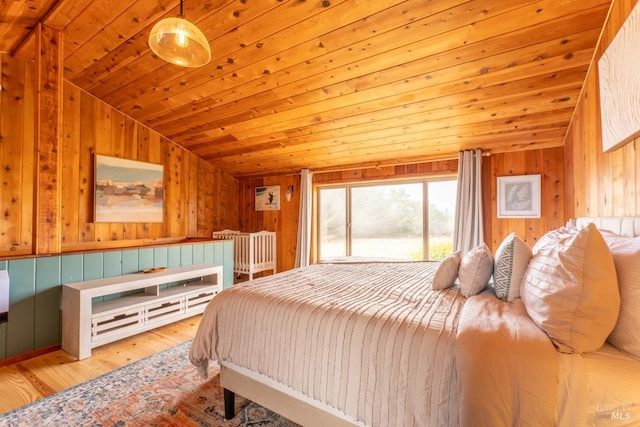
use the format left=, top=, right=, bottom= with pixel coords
left=1, top=0, right=612, bottom=177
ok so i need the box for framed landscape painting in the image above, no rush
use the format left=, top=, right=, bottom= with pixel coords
left=94, top=155, right=164, bottom=223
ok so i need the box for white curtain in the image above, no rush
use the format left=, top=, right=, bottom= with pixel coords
left=295, top=169, right=313, bottom=268
left=453, top=149, right=483, bottom=255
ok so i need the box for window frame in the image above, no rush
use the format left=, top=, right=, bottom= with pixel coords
left=314, top=175, right=457, bottom=262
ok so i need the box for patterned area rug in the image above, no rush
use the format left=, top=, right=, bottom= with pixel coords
left=0, top=341, right=296, bottom=426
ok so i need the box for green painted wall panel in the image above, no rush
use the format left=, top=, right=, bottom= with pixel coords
left=223, top=241, right=234, bottom=288
left=0, top=261, right=6, bottom=359
left=138, top=248, right=153, bottom=271
left=181, top=245, right=193, bottom=266
left=213, top=241, right=224, bottom=265
left=154, top=247, right=168, bottom=268
left=35, top=257, right=61, bottom=348
left=103, top=252, right=122, bottom=277
left=167, top=246, right=181, bottom=268
left=0, top=323, right=6, bottom=360
left=83, top=253, right=104, bottom=281
left=122, top=249, right=139, bottom=274
left=203, top=243, right=214, bottom=265
left=192, top=244, right=204, bottom=265
left=7, top=259, right=36, bottom=357
left=61, top=255, right=83, bottom=284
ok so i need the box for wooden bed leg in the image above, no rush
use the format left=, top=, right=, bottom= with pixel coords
left=223, top=388, right=235, bottom=420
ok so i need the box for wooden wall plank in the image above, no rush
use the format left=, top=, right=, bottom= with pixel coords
left=0, top=55, right=33, bottom=255
left=77, top=92, right=96, bottom=243
left=33, top=25, right=63, bottom=255
left=122, top=117, right=138, bottom=241
left=565, top=0, right=640, bottom=219
left=61, top=84, right=81, bottom=245
left=93, top=98, right=112, bottom=243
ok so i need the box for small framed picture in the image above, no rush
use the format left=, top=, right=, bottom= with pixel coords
left=497, top=175, right=541, bottom=218
left=255, top=185, right=280, bottom=211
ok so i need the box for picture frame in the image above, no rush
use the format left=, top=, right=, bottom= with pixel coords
left=94, top=154, right=164, bottom=223
left=255, top=185, right=280, bottom=211
left=497, top=174, right=541, bottom=218
left=598, top=1, right=640, bottom=152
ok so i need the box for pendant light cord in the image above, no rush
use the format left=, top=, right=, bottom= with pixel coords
left=179, top=0, right=184, bottom=17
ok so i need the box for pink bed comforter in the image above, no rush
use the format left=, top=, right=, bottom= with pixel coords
left=190, top=262, right=559, bottom=426
left=455, top=290, right=558, bottom=427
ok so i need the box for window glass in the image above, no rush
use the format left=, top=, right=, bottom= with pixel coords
left=318, top=187, right=347, bottom=259
left=427, top=180, right=457, bottom=260
left=351, top=183, right=423, bottom=260
left=317, top=179, right=456, bottom=262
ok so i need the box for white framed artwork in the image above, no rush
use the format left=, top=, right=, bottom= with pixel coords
left=497, top=175, right=541, bottom=218
left=598, top=1, right=640, bottom=152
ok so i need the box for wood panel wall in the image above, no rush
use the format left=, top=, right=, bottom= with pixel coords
left=241, top=152, right=564, bottom=269
left=482, top=147, right=566, bottom=250
left=0, top=55, right=35, bottom=257
left=238, top=175, right=300, bottom=274
left=0, top=53, right=239, bottom=258
left=565, top=0, right=640, bottom=218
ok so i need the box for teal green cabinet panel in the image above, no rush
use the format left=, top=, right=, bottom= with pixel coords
left=35, top=257, right=61, bottom=349
left=61, top=255, right=83, bottom=283
left=192, top=244, right=204, bottom=265
left=138, top=248, right=153, bottom=271
left=83, top=253, right=104, bottom=281
left=121, top=250, right=139, bottom=274
left=181, top=245, right=193, bottom=266
left=223, top=241, right=234, bottom=288
left=103, top=252, right=122, bottom=277
left=154, top=247, right=168, bottom=268
left=7, top=259, right=36, bottom=357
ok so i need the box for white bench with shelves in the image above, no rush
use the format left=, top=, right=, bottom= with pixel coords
left=62, top=263, right=223, bottom=360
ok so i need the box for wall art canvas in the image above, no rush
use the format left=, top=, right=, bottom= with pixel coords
left=497, top=174, right=541, bottom=218
left=598, top=1, right=640, bottom=152
left=255, top=185, right=280, bottom=211
left=95, top=155, right=164, bottom=223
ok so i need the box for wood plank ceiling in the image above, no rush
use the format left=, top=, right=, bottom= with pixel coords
left=1, top=0, right=612, bottom=177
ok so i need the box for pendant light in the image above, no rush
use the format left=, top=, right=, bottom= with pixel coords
left=148, top=0, right=211, bottom=67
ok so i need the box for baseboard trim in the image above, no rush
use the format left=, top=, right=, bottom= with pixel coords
left=0, top=344, right=61, bottom=367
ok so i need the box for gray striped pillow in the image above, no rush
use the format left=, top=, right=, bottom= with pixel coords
left=493, top=233, right=532, bottom=301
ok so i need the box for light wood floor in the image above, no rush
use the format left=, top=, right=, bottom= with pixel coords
left=0, top=315, right=202, bottom=415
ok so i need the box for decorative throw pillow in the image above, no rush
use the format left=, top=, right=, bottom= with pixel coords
left=493, top=233, right=532, bottom=301
left=458, top=243, right=493, bottom=297
left=432, top=251, right=462, bottom=290
left=531, top=225, right=571, bottom=255
left=521, top=223, right=620, bottom=353
left=600, top=232, right=640, bottom=359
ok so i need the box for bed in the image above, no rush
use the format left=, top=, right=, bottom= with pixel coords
left=191, top=217, right=640, bottom=426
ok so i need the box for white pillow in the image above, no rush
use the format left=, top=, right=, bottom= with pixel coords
left=458, top=243, right=493, bottom=297
left=531, top=225, right=571, bottom=255
left=493, top=233, right=532, bottom=301
left=432, top=251, right=461, bottom=290
left=521, top=223, right=620, bottom=353
left=600, top=232, right=640, bottom=359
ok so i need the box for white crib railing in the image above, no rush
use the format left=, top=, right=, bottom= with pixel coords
left=212, top=230, right=276, bottom=280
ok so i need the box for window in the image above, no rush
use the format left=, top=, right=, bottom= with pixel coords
left=317, top=178, right=457, bottom=261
